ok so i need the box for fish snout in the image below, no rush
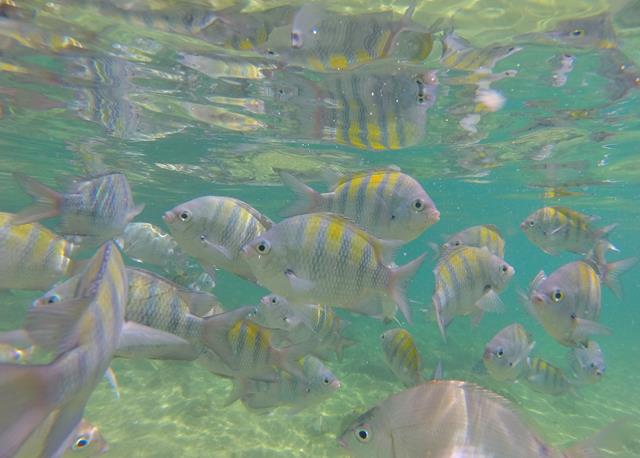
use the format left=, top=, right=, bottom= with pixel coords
left=428, top=208, right=441, bottom=222
left=331, top=379, right=341, bottom=390
left=519, top=221, right=528, bottom=230
left=162, top=211, right=175, bottom=224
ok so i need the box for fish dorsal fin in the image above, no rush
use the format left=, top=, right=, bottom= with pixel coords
left=331, top=167, right=403, bottom=190
left=317, top=212, right=403, bottom=264
left=228, top=198, right=273, bottom=229
left=482, top=224, right=502, bottom=237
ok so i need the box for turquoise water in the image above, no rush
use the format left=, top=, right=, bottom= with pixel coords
left=1, top=0, right=640, bottom=456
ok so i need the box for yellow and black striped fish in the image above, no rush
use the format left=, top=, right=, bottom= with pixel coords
left=524, top=357, right=574, bottom=396
left=380, top=328, right=423, bottom=387
left=438, top=224, right=505, bottom=258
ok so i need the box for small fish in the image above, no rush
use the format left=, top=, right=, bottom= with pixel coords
left=524, top=357, right=575, bottom=396
left=242, top=212, right=426, bottom=324
left=520, top=206, right=617, bottom=255
left=252, top=294, right=304, bottom=331
left=380, top=328, right=423, bottom=387
left=0, top=343, right=33, bottom=363
left=338, top=380, right=603, bottom=457
left=66, top=419, right=108, bottom=456
left=519, top=13, right=617, bottom=49
left=524, top=262, right=610, bottom=347
left=483, top=323, right=534, bottom=382
left=278, top=168, right=439, bottom=241
left=0, top=241, right=127, bottom=456
left=12, top=172, right=144, bottom=245
left=432, top=246, right=515, bottom=340
left=440, top=28, right=522, bottom=72
left=568, top=341, right=606, bottom=385
left=598, top=48, right=640, bottom=101
left=115, top=222, right=186, bottom=268
left=0, top=212, right=76, bottom=291
left=163, top=196, right=273, bottom=283
left=550, top=54, right=576, bottom=87
left=434, top=224, right=504, bottom=258
left=269, top=4, right=437, bottom=72
left=228, top=355, right=340, bottom=414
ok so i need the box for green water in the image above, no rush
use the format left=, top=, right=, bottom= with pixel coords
left=2, top=0, right=640, bottom=456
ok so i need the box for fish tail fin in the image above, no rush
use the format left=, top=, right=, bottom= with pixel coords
left=564, top=416, right=638, bottom=458
left=433, top=296, right=447, bottom=342
left=0, top=363, right=56, bottom=456
left=602, top=257, right=638, bottom=299
left=388, top=253, right=427, bottom=325
left=277, top=171, right=322, bottom=217
left=223, top=377, right=248, bottom=407
left=12, top=173, right=63, bottom=225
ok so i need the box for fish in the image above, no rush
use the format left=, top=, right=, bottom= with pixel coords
left=520, top=206, right=617, bottom=255
left=380, top=328, right=423, bottom=387
left=0, top=241, right=127, bottom=457
left=524, top=357, right=575, bottom=396
left=267, top=4, right=438, bottom=72
left=0, top=343, right=33, bottom=363
left=523, top=262, right=611, bottom=347
left=65, top=419, right=108, bottom=456
left=432, top=246, right=515, bottom=340
left=0, top=17, right=87, bottom=53
left=251, top=293, right=305, bottom=331
left=115, top=222, right=187, bottom=269
left=278, top=168, right=439, bottom=241
left=227, top=355, right=340, bottom=414
left=338, top=380, right=605, bottom=457
left=242, top=212, right=427, bottom=324
left=12, top=172, right=144, bottom=245
left=433, top=224, right=505, bottom=258
left=568, top=340, right=606, bottom=385
left=550, top=53, right=576, bottom=87
left=0, top=212, right=77, bottom=291
left=440, top=28, right=522, bottom=72
left=163, top=196, right=273, bottom=283
left=483, top=323, right=535, bottom=382
left=518, top=13, right=617, bottom=49
left=598, top=48, right=640, bottom=102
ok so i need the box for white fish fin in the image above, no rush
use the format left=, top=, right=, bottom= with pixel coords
left=374, top=237, right=405, bottom=265
left=223, top=378, right=248, bottom=407
left=179, top=290, right=221, bottom=317
left=11, top=173, right=63, bottom=225
left=471, top=308, right=484, bottom=326
left=430, top=360, right=444, bottom=380
left=104, top=367, right=120, bottom=400
left=201, top=306, right=256, bottom=370
left=126, top=203, right=145, bottom=222
left=200, top=236, right=233, bottom=261
left=24, top=296, right=93, bottom=356
left=475, top=289, right=504, bottom=313
left=529, top=270, right=546, bottom=293
left=285, top=270, right=315, bottom=293
left=277, top=170, right=323, bottom=217
left=116, top=322, right=199, bottom=361
left=572, top=318, right=611, bottom=341
left=593, top=222, right=618, bottom=240
left=388, top=253, right=427, bottom=325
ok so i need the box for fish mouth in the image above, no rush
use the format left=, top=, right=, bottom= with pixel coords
left=519, top=221, right=528, bottom=230
left=331, top=379, right=341, bottom=390
left=162, top=211, right=175, bottom=224
left=428, top=208, right=441, bottom=222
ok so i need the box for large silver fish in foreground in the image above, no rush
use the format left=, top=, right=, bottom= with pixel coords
left=339, top=380, right=618, bottom=457
left=0, top=241, right=127, bottom=457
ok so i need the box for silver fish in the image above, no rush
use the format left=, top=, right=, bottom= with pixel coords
left=524, top=357, right=575, bottom=396
left=435, top=224, right=505, bottom=258
left=483, top=323, right=534, bottom=382
left=12, top=172, right=144, bottom=244
left=568, top=340, right=606, bottom=385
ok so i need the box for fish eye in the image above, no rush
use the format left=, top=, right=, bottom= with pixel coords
left=356, top=427, right=370, bottom=442
left=323, top=377, right=330, bottom=384
left=528, top=220, right=535, bottom=227
left=507, top=46, right=515, bottom=53
left=256, top=240, right=271, bottom=254
left=412, top=198, right=425, bottom=211
left=590, top=363, right=596, bottom=368
left=47, top=294, right=60, bottom=304
left=291, top=31, right=302, bottom=48
left=453, top=240, right=461, bottom=246
left=500, top=264, right=509, bottom=273
left=179, top=210, right=192, bottom=222
left=271, top=297, right=278, bottom=304
left=73, top=436, right=90, bottom=449
left=552, top=289, right=564, bottom=302
left=305, top=387, right=311, bottom=393
left=496, top=348, right=504, bottom=358
left=571, top=29, right=584, bottom=37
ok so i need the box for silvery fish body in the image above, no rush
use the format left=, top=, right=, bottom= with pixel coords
left=525, top=261, right=608, bottom=347
left=236, top=355, right=340, bottom=413
left=12, top=172, right=144, bottom=244
left=568, top=340, right=605, bottom=384
left=116, top=222, right=187, bottom=270
left=440, top=29, right=522, bottom=71
left=163, top=196, right=273, bottom=282
left=432, top=246, right=515, bottom=340
left=439, top=224, right=504, bottom=258
left=520, top=206, right=616, bottom=255
left=0, top=212, right=75, bottom=291
left=339, top=380, right=583, bottom=457
left=243, top=212, right=426, bottom=324
left=380, top=328, right=423, bottom=387
left=483, top=323, right=534, bottom=382
left=518, top=13, right=617, bottom=49
left=0, top=241, right=127, bottom=457
left=279, top=169, right=439, bottom=241
left=524, top=357, right=574, bottom=396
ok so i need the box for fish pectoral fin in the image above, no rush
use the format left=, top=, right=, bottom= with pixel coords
left=200, top=236, right=234, bottom=261
left=116, top=322, right=199, bottom=361
left=572, top=318, right=611, bottom=341
left=285, top=269, right=315, bottom=293
left=475, top=288, right=504, bottom=313
left=127, top=203, right=145, bottom=222
left=24, top=296, right=93, bottom=356
left=104, top=367, right=120, bottom=400
left=471, top=308, right=484, bottom=326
